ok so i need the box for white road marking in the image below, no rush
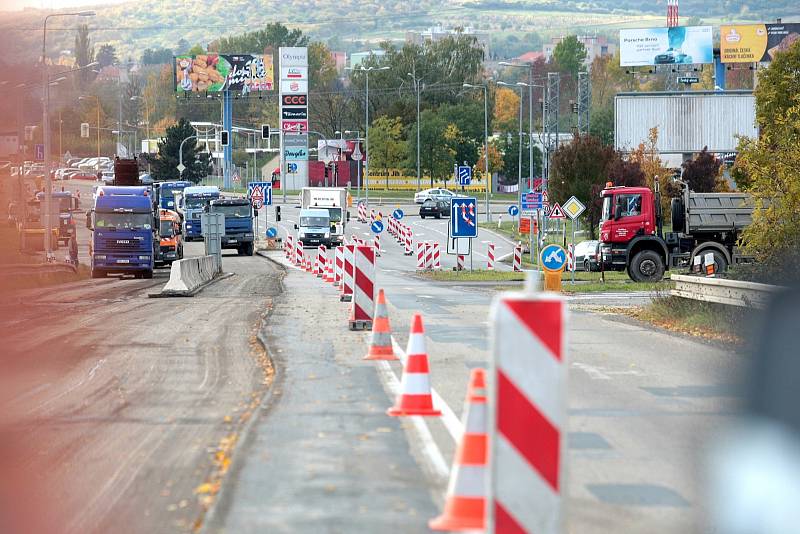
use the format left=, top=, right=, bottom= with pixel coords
left=572, top=362, right=611, bottom=380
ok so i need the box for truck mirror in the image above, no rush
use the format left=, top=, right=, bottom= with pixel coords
left=347, top=211, right=351, bottom=222
left=293, top=223, right=298, bottom=230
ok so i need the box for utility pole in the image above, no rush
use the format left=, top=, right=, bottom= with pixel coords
left=577, top=71, right=590, bottom=135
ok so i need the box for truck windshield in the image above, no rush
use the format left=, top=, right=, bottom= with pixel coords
left=301, top=216, right=329, bottom=227
left=95, top=213, right=152, bottom=230
left=213, top=205, right=251, bottom=218
left=186, top=196, right=215, bottom=209
left=327, top=208, right=342, bottom=223
left=159, top=220, right=175, bottom=236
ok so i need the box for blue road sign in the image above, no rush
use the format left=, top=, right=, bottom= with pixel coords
left=266, top=227, right=278, bottom=238
left=371, top=220, right=384, bottom=234
left=521, top=191, right=543, bottom=211
left=450, top=196, right=478, bottom=238
left=457, top=165, right=472, bottom=186
left=287, top=162, right=298, bottom=173
left=508, top=205, right=519, bottom=217
left=34, top=144, right=44, bottom=161
left=540, top=244, right=567, bottom=272
left=247, top=181, right=272, bottom=208
left=392, top=208, right=404, bottom=220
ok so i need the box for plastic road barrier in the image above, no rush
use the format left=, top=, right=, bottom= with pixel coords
left=349, top=245, right=375, bottom=330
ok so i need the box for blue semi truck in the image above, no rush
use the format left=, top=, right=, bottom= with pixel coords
left=181, top=185, right=220, bottom=240
left=156, top=180, right=193, bottom=211
left=208, top=198, right=255, bottom=256
left=87, top=186, right=158, bottom=279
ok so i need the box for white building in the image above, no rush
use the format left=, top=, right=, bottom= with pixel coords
left=406, top=25, right=490, bottom=56
left=543, top=35, right=616, bottom=67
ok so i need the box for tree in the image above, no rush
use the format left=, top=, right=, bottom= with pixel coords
left=627, top=127, right=673, bottom=216
left=149, top=118, right=210, bottom=184
left=74, top=24, right=94, bottom=89
left=549, top=133, right=616, bottom=236
left=734, top=40, right=800, bottom=281
left=96, top=44, right=117, bottom=68
left=369, top=117, right=407, bottom=189
left=552, top=35, right=587, bottom=76
left=476, top=142, right=504, bottom=182
left=141, top=48, right=174, bottom=65
left=175, top=39, right=190, bottom=55
left=680, top=147, right=722, bottom=192
left=409, top=110, right=456, bottom=187
left=494, top=87, right=520, bottom=132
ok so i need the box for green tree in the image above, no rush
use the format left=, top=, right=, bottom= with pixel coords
left=409, top=110, right=456, bottom=187
left=149, top=118, right=210, bottom=184
left=734, top=40, right=800, bottom=280
left=549, top=133, right=616, bottom=236
left=74, top=24, right=94, bottom=89
left=96, top=44, right=117, bottom=67
left=680, top=147, right=723, bottom=193
left=369, top=116, right=407, bottom=189
left=552, top=35, right=587, bottom=76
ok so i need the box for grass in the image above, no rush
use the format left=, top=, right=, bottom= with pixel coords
left=630, top=295, right=758, bottom=343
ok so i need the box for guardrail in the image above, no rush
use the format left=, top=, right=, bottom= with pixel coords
left=671, top=274, right=786, bottom=309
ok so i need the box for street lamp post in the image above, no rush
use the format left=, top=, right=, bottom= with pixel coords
left=517, top=81, right=545, bottom=190
left=497, top=81, right=525, bottom=212
left=463, top=83, right=491, bottom=222
left=344, top=130, right=362, bottom=200
left=42, top=10, right=95, bottom=260
left=408, top=72, right=423, bottom=193
left=346, top=65, right=389, bottom=205
left=79, top=95, right=101, bottom=158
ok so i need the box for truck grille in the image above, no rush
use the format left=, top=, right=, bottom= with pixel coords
left=100, top=237, right=147, bottom=251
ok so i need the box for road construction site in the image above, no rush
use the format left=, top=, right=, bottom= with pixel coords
left=0, top=182, right=743, bottom=533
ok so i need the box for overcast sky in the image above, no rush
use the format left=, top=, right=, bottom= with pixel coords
left=1, top=0, right=128, bottom=11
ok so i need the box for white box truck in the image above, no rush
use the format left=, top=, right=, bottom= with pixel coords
left=299, top=187, right=348, bottom=246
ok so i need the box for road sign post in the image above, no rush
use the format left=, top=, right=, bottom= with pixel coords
left=540, top=243, right=567, bottom=292
left=450, top=197, right=478, bottom=238
left=562, top=196, right=586, bottom=284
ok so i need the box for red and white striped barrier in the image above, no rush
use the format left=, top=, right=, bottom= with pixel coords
left=567, top=244, right=575, bottom=272
left=285, top=235, right=293, bottom=259
left=416, top=242, right=426, bottom=271
left=489, top=292, right=567, bottom=533
left=404, top=226, right=413, bottom=256
left=358, top=202, right=367, bottom=223
left=340, top=244, right=355, bottom=302
left=370, top=209, right=376, bottom=226
left=487, top=243, right=495, bottom=270
left=349, top=245, right=375, bottom=330
left=425, top=241, right=434, bottom=270
left=373, top=233, right=381, bottom=257
left=295, top=239, right=304, bottom=266
left=513, top=245, right=522, bottom=272
left=324, top=254, right=335, bottom=283
left=334, top=246, right=343, bottom=287
left=317, top=245, right=327, bottom=277
left=456, top=254, right=465, bottom=271
left=433, top=242, right=441, bottom=270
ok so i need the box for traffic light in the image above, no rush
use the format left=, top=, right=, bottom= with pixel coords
left=261, top=124, right=270, bottom=140
left=220, top=130, right=229, bottom=146
left=276, top=205, right=281, bottom=222
left=80, top=123, right=90, bottom=138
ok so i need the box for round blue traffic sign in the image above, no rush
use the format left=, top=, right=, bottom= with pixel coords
left=266, top=227, right=278, bottom=238
left=392, top=208, right=404, bottom=220
left=508, top=205, right=519, bottom=217
left=371, top=220, right=384, bottom=234
left=540, top=244, right=567, bottom=272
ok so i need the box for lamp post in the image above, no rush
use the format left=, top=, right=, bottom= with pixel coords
left=343, top=130, right=363, bottom=200
left=78, top=95, right=101, bottom=158
left=408, top=72, right=423, bottom=193
left=130, top=95, right=149, bottom=155
left=346, top=65, right=389, bottom=205
left=497, top=80, right=525, bottom=211
left=517, top=81, right=544, bottom=191
left=42, top=10, right=95, bottom=260
left=462, top=82, right=491, bottom=222
left=500, top=61, right=538, bottom=192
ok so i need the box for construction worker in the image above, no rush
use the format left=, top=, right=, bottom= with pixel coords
left=68, top=234, right=79, bottom=266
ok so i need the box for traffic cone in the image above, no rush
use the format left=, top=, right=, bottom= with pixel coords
left=429, top=368, right=489, bottom=531
left=387, top=314, right=441, bottom=417
left=364, top=289, right=398, bottom=361
left=324, top=257, right=334, bottom=283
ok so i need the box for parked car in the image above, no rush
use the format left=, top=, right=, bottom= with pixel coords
left=139, top=173, right=153, bottom=186
left=574, top=240, right=600, bottom=271
left=419, top=198, right=449, bottom=219
left=414, top=188, right=456, bottom=204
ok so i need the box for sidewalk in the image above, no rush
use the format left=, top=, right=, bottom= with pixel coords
left=204, top=255, right=439, bottom=533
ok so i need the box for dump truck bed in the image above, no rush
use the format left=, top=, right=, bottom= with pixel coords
left=686, top=191, right=754, bottom=233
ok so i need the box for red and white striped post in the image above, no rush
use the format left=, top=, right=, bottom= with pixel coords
left=285, top=235, right=293, bottom=259
left=513, top=245, right=522, bottom=272
left=487, top=243, right=495, bottom=270
left=370, top=209, right=376, bottom=226
left=456, top=254, right=465, bottom=271
left=334, top=246, right=344, bottom=287
left=489, top=290, right=567, bottom=534
left=359, top=202, right=367, bottom=223
left=340, top=244, right=355, bottom=302
left=404, top=226, right=413, bottom=256
left=349, top=245, right=375, bottom=330
left=567, top=244, right=575, bottom=272
left=416, top=242, right=426, bottom=271
left=295, top=238, right=303, bottom=266
left=317, top=245, right=327, bottom=277
left=433, top=242, right=441, bottom=270
left=373, top=232, right=381, bottom=257
left=425, top=241, right=434, bottom=270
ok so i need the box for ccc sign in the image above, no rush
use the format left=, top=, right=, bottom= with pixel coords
left=282, top=94, right=307, bottom=106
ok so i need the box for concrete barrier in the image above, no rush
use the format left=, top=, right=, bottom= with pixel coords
left=160, top=255, right=220, bottom=296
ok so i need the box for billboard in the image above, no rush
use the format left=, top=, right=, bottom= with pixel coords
left=720, top=24, right=800, bottom=63
left=175, top=54, right=274, bottom=93
left=619, top=26, right=713, bottom=67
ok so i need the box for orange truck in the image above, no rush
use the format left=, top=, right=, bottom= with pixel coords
left=157, top=209, right=183, bottom=265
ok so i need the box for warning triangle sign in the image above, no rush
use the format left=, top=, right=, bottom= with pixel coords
left=548, top=202, right=566, bottom=219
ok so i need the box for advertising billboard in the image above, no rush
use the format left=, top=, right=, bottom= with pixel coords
left=620, top=26, right=713, bottom=67
left=175, top=54, right=274, bottom=92
left=720, top=24, right=800, bottom=63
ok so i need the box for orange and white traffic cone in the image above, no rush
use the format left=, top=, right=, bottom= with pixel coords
left=387, top=314, right=441, bottom=417
left=429, top=368, right=489, bottom=531
left=364, top=289, right=398, bottom=361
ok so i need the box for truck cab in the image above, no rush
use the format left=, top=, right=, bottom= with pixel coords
left=88, top=186, right=157, bottom=279
left=181, top=185, right=220, bottom=240
left=156, top=181, right=193, bottom=211
left=157, top=209, right=183, bottom=264
left=34, top=191, right=80, bottom=245
left=296, top=208, right=331, bottom=247
left=208, top=198, right=255, bottom=256
left=300, top=187, right=348, bottom=246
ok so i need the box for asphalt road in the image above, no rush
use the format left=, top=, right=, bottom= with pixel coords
left=0, top=240, right=283, bottom=534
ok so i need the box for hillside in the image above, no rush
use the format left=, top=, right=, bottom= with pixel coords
left=0, top=0, right=797, bottom=65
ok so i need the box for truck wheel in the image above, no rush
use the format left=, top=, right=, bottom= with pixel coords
left=584, top=259, right=590, bottom=272
left=248, top=242, right=255, bottom=256
left=630, top=250, right=665, bottom=283
left=142, top=271, right=153, bottom=279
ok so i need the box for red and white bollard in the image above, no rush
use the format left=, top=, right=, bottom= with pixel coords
left=317, top=245, right=327, bottom=277
left=340, top=244, right=355, bottom=302
left=567, top=243, right=575, bottom=272
left=370, top=209, right=376, bottom=226
left=373, top=233, right=381, bottom=257
left=285, top=235, right=293, bottom=259
left=513, top=245, right=523, bottom=272
left=295, top=238, right=304, bottom=266
left=487, top=242, right=495, bottom=270
left=425, top=241, right=434, bottom=270
left=456, top=254, right=465, bottom=271
left=404, top=226, right=413, bottom=256
left=349, top=245, right=375, bottom=330
left=489, top=290, right=567, bottom=533
left=334, top=246, right=344, bottom=287
left=358, top=202, right=367, bottom=223
left=433, top=243, right=441, bottom=270
left=416, top=242, right=426, bottom=271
